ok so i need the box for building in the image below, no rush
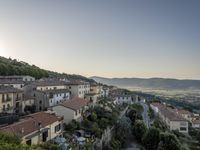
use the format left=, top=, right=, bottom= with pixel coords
left=191, top=117, right=200, bottom=128
left=0, top=80, right=25, bottom=90
left=22, top=95, right=35, bottom=113
left=101, top=86, right=110, bottom=97
left=0, top=76, right=35, bottom=82
left=85, top=93, right=99, bottom=104
left=34, top=89, right=70, bottom=111
left=0, top=86, right=23, bottom=113
left=113, top=95, right=135, bottom=105
left=0, top=111, right=63, bottom=145
left=24, top=81, right=70, bottom=111
left=53, top=97, right=89, bottom=124
left=176, top=109, right=193, bottom=122
left=66, top=81, right=90, bottom=98
left=151, top=103, right=188, bottom=133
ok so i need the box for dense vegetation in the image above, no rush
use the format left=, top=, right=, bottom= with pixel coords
left=0, top=56, right=49, bottom=79
left=0, top=132, right=60, bottom=150
left=0, top=56, right=95, bottom=82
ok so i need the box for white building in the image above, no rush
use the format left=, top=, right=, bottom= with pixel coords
left=101, top=87, right=109, bottom=97
left=34, top=89, right=70, bottom=111
left=151, top=103, right=189, bottom=133
left=24, top=81, right=70, bottom=111
left=53, top=97, right=89, bottom=124
left=0, top=111, right=63, bottom=145
left=114, top=95, right=135, bottom=105
left=66, top=81, right=90, bottom=98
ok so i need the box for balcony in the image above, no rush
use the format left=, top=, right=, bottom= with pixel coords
left=15, top=97, right=22, bottom=101
left=2, top=97, right=12, bottom=103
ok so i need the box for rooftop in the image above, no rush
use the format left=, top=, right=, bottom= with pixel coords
left=159, top=107, right=186, bottom=121
left=60, top=97, right=89, bottom=111
left=177, top=109, right=192, bottom=115
left=192, top=117, right=200, bottom=124
left=0, top=86, right=22, bottom=94
left=65, top=80, right=89, bottom=86
left=0, top=80, right=24, bottom=84
left=151, top=103, right=186, bottom=121
left=36, top=88, right=70, bottom=94
left=0, top=111, right=62, bottom=137
left=32, top=80, right=67, bottom=86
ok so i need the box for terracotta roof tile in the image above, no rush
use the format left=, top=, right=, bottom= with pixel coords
left=0, top=111, right=62, bottom=137
left=60, top=97, right=89, bottom=111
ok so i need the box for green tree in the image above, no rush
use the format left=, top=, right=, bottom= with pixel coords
left=143, top=127, right=160, bottom=150
left=157, top=132, right=181, bottom=150
left=115, top=116, right=132, bottom=146
left=133, top=120, right=147, bottom=143
left=197, top=130, right=200, bottom=143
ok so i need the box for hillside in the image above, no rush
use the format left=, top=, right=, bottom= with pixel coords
left=91, top=76, right=200, bottom=90
left=0, top=56, right=95, bottom=82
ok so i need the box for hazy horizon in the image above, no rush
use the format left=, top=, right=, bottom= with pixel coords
left=1, top=0, right=200, bottom=79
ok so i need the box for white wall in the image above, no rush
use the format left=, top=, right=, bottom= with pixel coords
left=114, top=96, right=132, bottom=105
left=49, top=92, right=70, bottom=107
left=53, top=106, right=82, bottom=124
left=68, top=84, right=90, bottom=98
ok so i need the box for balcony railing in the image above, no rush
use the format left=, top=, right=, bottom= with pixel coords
left=2, top=97, right=12, bottom=103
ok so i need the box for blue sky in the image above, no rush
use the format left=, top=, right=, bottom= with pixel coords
left=0, top=0, right=200, bottom=79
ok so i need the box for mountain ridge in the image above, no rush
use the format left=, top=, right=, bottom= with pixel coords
left=90, top=76, right=200, bottom=89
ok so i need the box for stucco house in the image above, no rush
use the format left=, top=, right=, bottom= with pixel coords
left=53, top=97, right=89, bottom=124
left=65, top=81, right=90, bottom=98
left=151, top=103, right=188, bottom=133
left=0, top=86, right=23, bottom=113
left=0, top=111, right=63, bottom=145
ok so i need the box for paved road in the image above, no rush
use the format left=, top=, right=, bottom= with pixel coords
left=141, top=102, right=150, bottom=128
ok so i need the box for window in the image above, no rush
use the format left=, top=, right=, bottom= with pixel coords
left=180, top=127, right=187, bottom=131
left=2, top=94, right=5, bottom=102
left=39, top=101, right=42, bottom=104
left=26, top=139, right=32, bottom=145
left=3, top=105, right=5, bottom=111
left=75, top=110, right=77, bottom=116
left=39, top=106, right=42, bottom=111
left=54, top=124, right=61, bottom=133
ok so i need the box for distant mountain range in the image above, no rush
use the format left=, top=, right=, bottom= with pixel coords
left=90, top=76, right=200, bottom=90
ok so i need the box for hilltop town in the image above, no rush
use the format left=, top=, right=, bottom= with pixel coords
left=0, top=72, right=199, bottom=150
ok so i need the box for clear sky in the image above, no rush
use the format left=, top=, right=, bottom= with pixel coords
left=0, top=0, right=200, bottom=79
